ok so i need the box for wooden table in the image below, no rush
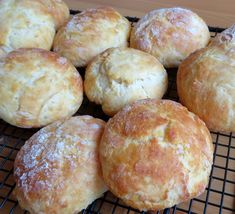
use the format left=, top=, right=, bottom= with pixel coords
left=65, top=0, right=235, bottom=28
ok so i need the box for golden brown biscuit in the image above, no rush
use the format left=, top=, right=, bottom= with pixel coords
left=177, top=24, right=235, bottom=132
left=14, top=116, right=107, bottom=214
left=130, top=7, right=210, bottom=68
left=0, top=0, right=55, bottom=50
left=99, top=99, right=213, bottom=211
left=39, top=0, right=70, bottom=29
left=84, top=47, right=168, bottom=116
left=53, top=7, right=131, bottom=67
left=0, top=48, right=83, bottom=128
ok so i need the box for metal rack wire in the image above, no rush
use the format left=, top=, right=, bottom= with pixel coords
left=0, top=11, right=234, bottom=214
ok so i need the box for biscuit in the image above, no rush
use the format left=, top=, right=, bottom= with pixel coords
left=39, top=0, right=70, bottom=29
left=177, top=24, right=235, bottom=132
left=84, top=47, right=168, bottom=116
left=0, top=0, right=55, bottom=50
left=53, top=7, right=131, bottom=67
left=130, top=7, right=210, bottom=68
left=99, top=99, right=213, bottom=211
left=0, top=48, right=83, bottom=128
left=14, top=116, right=107, bottom=214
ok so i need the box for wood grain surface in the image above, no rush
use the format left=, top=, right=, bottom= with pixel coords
left=64, top=0, right=235, bottom=28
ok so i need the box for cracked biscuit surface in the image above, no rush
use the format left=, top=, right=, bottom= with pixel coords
left=0, top=0, right=56, bottom=50
left=177, top=24, right=235, bottom=132
left=130, top=7, right=210, bottom=68
left=14, top=116, right=107, bottom=214
left=99, top=99, right=213, bottom=211
left=84, top=47, right=168, bottom=116
left=53, top=7, right=131, bottom=67
left=38, top=0, right=70, bottom=29
left=0, top=48, right=83, bottom=128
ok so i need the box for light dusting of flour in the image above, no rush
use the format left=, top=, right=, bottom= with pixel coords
left=57, top=57, right=67, bottom=65
left=66, top=15, right=91, bottom=32
left=15, top=117, right=101, bottom=195
left=134, top=7, right=201, bottom=50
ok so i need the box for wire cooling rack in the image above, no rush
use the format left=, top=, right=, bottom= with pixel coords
left=0, top=11, right=235, bottom=214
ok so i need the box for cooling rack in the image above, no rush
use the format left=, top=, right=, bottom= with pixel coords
left=0, top=11, right=234, bottom=214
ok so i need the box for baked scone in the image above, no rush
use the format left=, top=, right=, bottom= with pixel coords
left=84, top=47, right=168, bottom=116
left=14, top=116, right=107, bottom=214
left=0, top=0, right=55, bottom=50
left=177, top=24, right=235, bottom=132
left=53, top=7, right=131, bottom=67
left=99, top=99, right=213, bottom=211
left=39, top=0, right=70, bottom=29
left=0, top=48, right=83, bottom=128
left=130, top=7, right=210, bottom=68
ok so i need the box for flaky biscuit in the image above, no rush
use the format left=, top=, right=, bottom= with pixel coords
left=38, top=0, right=70, bottom=29
left=53, top=7, right=131, bottom=67
left=84, top=47, right=168, bottom=116
left=177, top=24, right=235, bottom=132
left=0, top=0, right=55, bottom=50
left=99, top=99, right=213, bottom=211
left=0, top=48, right=83, bottom=128
left=14, top=116, right=107, bottom=214
left=130, top=7, right=210, bottom=68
